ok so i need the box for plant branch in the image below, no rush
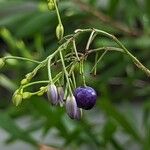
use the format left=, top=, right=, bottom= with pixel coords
left=74, top=28, right=150, bottom=77
left=72, top=39, right=80, bottom=61
left=53, top=0, right=62, bottom=25
left=88, top=47, right=124, bottom=54
left=4, top=56, right=41, bottom=64
left=85, top=29, right=95, bottom=51
left=91, top=50, right=108, bottom=73
left=59, top=50, right=73, bottom=95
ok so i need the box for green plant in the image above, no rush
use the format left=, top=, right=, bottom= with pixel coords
left=0, top=0, right=150, bottom=149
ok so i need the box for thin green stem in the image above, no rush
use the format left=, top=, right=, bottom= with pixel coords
left=81, top=60, right=86, bottom=86
left=4, top=56, right=41, bottom=64
left=22, top=81, right=49, bottom=89
left=61, top=71, right=64, bottom=86
left=69, top=78, right=75, bottom=90
left=69, top=62, right=77, bottom=75
left=47, top=57, right=52, bottom=81
left=94, top=52, right=98, bottom=75
left=53, top=0, right=62, bottom=25
left=54, top=62, right=74, bottom=83
left=94, top=29, right=150, bottom=77
left=59, top=50, right=72, bottom=95
left=88, top=47, right=124, bottom=54
left=31, top=91, right=43, bottom=96
left=91, top=50, right=108, bottom=73
left=22, top=62, right=74, bottom=91
left=64, top=82, right=69, bottom=100
left=75, top=28, right=150, bottom=77
left=85, top=29, right=95, bottom=51
left=65, top=52, right=83, bottom=58
left=72, top=71, right=76, bottom=88
left=79, top=61, right=82, bottom=74
left=73, top=39, right=80, bottom=61
left=29, top=59, right=48, bottom=80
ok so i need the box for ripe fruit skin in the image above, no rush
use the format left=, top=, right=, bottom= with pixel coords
left=74, top=86, right=97, bottom=110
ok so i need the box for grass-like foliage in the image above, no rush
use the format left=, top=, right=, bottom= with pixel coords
left=0, top=0, right=150, bottom=149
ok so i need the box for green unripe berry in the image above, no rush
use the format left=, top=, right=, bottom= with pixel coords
left=56, top=24, right=64, bottom=40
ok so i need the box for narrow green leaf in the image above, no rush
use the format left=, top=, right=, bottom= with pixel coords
left=0, top=112, right=37, bottom=145
left=0, top=74, right=17, bottom=90
left=100, top=100, right=142, bottom=142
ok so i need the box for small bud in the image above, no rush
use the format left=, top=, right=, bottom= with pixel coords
left=37, top=91, right=44, bottom=96
left=57, top=86, right=64, bottom=107
left=56, top=24, right=64, bottom=40
left=48, top=1, right=55, bottom=11
left=24, top=72, right=34, bottom=83
left=22, top=92, right=32, bottom=99
left=37, top=87, right=47, bottom=96
left=47, top=84, right=58, bottom=105
left=40, top=86, right=47, bottom=91
left=25, top=72, right=34, bottom=80
left=25, top=73, right=31, bottom=78
left=12, top=91, right=22, bottom=106
left=21, top=78, right=28, bottom=85
left=66, top=95, right=78, bottom=119
left=0, top=58, right=5, bottom=69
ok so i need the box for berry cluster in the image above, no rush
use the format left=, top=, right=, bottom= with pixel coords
left=47, top=84, right=97, bottom=120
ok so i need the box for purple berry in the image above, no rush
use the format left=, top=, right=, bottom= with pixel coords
left=74, top=86, right=97, bottom=110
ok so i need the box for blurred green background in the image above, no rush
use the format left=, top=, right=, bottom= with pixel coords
left=0, top=0, right=150, bottom=150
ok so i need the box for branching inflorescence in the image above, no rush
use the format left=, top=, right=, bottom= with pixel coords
left=0, top=0, right=150, bottom=120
